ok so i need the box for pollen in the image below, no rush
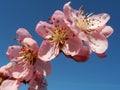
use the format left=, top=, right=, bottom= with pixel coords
left=19, top=44, right=37, bottom=65
left=49, top=21, right=68, bottom=48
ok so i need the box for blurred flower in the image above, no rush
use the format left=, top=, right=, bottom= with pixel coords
left=0, top=80, right=21, bottom=90
left=64, top=2, right=113, bottom=55
left=0, top=62, right=21, bottom=90
left=36, top=10, right=91, bottom=62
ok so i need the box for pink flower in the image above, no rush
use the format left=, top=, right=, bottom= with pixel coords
left=0, top=80, right=21, bottom=90
left=64, top=2, right=113, bottom=54
left=36, top=10, right=90, bottom=61
left=5, top=28, right=51, bottom=88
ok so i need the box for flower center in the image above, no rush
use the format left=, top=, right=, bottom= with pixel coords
left=73, top=6, right=95, bottom=34
left=19, top=44, right=37, bottom=65
left=75, top=16, right=89, bottom=31
left=50, top=25, right=68, bottom=48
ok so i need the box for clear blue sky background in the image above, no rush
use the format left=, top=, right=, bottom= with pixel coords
left=0, top=0, right=120, bottom=90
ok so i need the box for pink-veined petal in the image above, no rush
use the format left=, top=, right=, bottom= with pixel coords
left=11, top=63, right=33, bottom=81
left=0, top=80, right=21, bottom=90
left=88, top=13, right=110, bottom=29
left=36, top=21, right=53, bottom=39
left=16, top=28, right=32, bottom=42
left=0, top=62, right=16, bottom=76
left=88, top=33, right=108, bottom=53
left=38, top=40, right=59, bottom=61
left=35, top=60, right=52, bottom=76
left=6, top=46, right=21, bottom=61
left=62, top=36, right=82, bottom=56
left=100, top=26, right=113, bottom=38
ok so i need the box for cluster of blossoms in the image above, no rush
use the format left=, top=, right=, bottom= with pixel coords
left=0, top=2, right=113, bottom=90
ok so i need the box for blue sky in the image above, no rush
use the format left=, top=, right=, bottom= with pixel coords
left=0, top=0, right=120, bottom=90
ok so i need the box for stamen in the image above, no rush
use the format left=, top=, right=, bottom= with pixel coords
left=48, top=17, right=51, bottom=20
left=87, top=12, right=94, bottom=17
left=13, top=37, right=17, bottom=40
left=79, top=5, right=85, bottom=14
left=18, top=44, right=37, bottom=66
left=49, top=19, right=69, bottom=48
left=74, top=6, right=96, bottom=34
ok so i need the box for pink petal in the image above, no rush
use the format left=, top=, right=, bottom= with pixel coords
left=51, top=10, right=67, bottom=26
left=6, top=46, right=21, bottom=61
left=11, top=63, right=34, bottom=81
left=35, top=60, right=52, bottom=76
left=22, top=38, right=39, bottom=53
left=62, top=36, right=82, bottom=56
left=72, top=46, right=91, bottom=62
left=72, top=24, right=88, bottom=41
left=16, top=28, right=32, bottom=42
left=0, top=80, right=21, bottom=90
left=100, top=26, right=113, bottom=38
left=38, top=40, right=59, bottom=61
left=63, top=2, right=79, bottom=21
left=0, top=62, right=16, bottom=76
left=88, top=13, right=110, bottom=29
left=88, top=33, right=108, bottom=53
left=36, top=21, right=53, bottom=39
